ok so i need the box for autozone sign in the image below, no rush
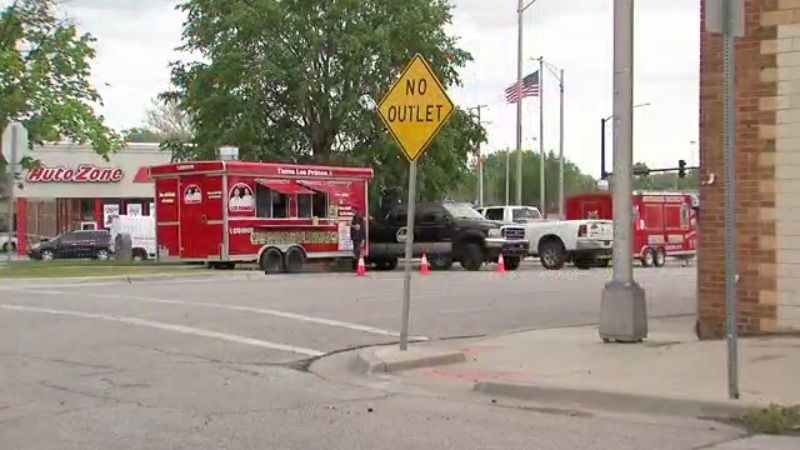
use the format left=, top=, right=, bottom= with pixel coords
left=26, top=164, right=124, bottom=183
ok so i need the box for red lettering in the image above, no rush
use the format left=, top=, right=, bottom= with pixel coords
left=26, top=164, right=124, bottom=183
left=88, top=168, right=101, bottom=181
left=111, top=169, right=124, bottom=182
left=75, top=165, right=91, bottom=182
left=27, top=167, right=43, bottom=182
left=62, top=169, right=75, bottom=180
left=41, top=168, right=56, bottom=181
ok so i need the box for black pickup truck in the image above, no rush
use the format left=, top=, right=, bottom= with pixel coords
left=367, top=202, right=529, bottom=271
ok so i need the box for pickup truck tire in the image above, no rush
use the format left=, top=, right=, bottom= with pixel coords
left=429, top=255, right=453, bottom=271
left=459, top=243, right=484, bottom=271
left=539, top=239, right=566, bottom=270
left=3, top=242, right=15, bottom=253
left=261, top=248, right=284, bottom=274
left=504, top=256, right=521, bottom=271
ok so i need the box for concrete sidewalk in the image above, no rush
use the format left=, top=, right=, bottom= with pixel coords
left=364, top=317, right=800, bottom=417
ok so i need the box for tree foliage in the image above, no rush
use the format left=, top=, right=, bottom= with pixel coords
left=632, top=162, right=699, bottom=191
left=0, top=0, right=119, bottom=161
left=167, top=0, right=484, bottom=204
left=448, top=150, right=599, bottom=214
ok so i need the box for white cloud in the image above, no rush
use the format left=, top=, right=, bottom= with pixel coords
left=26, top=0, right=700, bottom=177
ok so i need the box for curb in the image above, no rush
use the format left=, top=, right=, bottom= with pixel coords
left=356, top=346, right=466, bottom=374
left=474, top=380, right=752, bottom=418
left=0, top=271, right=258, bottom=287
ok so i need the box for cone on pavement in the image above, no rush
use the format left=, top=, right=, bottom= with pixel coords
left=496, top=254, right=506, bottom=273
left=356, top=256, right=366, bottom=277
left=420, top=253, right=431, bottom=276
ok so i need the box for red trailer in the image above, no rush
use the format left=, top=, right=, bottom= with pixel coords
left=149, top=161, right=373, bottom=272
left=565, top=191, right=698, bottom=267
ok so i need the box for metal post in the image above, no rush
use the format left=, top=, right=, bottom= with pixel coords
left=505, top=150, right=510, bottom=205
left=722, top=0, right=740, bottom=400
left=479, top=154, right=484, bottom=208
left=399, top=160, right=417, bottom=351
left=515, top=0, right=524, bottom=205
left=539, top=56, right=545, bottom=215
left=6, top=125, right=17, bottom=261
left=600, top=117, right=607, bottom=179
left=558, top=68, right=565, bottom=217
left=599, top=0, right=647, bottom=343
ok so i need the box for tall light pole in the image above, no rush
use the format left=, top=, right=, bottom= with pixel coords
left=516, top=0, right=538, bottom=205
left=535, top=58, right=566, bottom=218
left=599, top=0, right=647, bottom=343
left=468, top=105, right=489, bottom=207
left=538, top=56, right=545, bottom=215
left=600, top=102, right=651, bottom=180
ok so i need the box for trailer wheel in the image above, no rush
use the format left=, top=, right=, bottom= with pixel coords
left=284, top=247, right=306, bottom=273
left=654, top=247, right=667, bottom=268
left=641, top=248, right=656, bottom=268
left=260, top=248, right=284, bottom=274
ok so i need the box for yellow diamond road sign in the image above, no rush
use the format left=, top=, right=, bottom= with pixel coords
left=377, top=54, right=454, bottom=161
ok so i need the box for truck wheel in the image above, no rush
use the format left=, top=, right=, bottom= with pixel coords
left=641, top=248, right=656, bottom=268
left=504, top=256, right=521, bottom=271
left=373, top=258, right=398, bottom=271
left=429, top=255, right=453, bottom=271
left=284, top=247, right=305, bottom=273
left=539, top=239, right=566, bottom=270
left=459, top=243, right=483, bottom=271
left=132, top=248, right=147, bottom=262
left=260, top=248, right=284, bottom=274
left=654, top=247, right=667, bottom=267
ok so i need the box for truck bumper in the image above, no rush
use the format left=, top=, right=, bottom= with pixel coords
left=574, top=239, right=613, bottom=260
left=486, top=238, right=530, bottom=260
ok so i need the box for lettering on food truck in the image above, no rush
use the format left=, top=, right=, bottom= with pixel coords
left=252, top=230, right=338, bottom=246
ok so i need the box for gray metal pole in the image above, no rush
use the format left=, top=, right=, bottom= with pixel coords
left=505, top=150, right=510, bottom=205
left=399, top=160, right=417, bottom=351
left=539, top=56, right=545, bottom=215
left=722, top=0, right=740, bottom=400
left=516, top=0, right=524, bottom=205
left=6, top=125, right=17, bottom=261
left=599, top=0, right=647, bottom=343
left=559, top=69, right=565, bottom=218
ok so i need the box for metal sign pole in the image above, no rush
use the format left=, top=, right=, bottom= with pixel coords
left=722, top=0, right=739, bottom=400
left=399, top=160, right=417, bottom=350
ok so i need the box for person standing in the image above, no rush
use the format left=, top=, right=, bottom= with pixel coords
left=351, top=208, right=365, bottom=264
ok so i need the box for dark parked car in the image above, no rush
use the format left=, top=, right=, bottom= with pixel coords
left=28, top=230, right=112, bottom=261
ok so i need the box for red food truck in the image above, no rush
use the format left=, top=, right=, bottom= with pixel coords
left=565, top=191, right=698, bottom=267
left=148, top=161, right=373, bottom=272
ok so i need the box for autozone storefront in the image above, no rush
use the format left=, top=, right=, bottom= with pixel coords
left=12, top=142, right=170, bottom=255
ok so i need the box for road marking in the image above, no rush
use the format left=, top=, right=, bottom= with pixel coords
left=0, top=303, right=324, bottom=357
left=19, top=289, right=430, bottom=341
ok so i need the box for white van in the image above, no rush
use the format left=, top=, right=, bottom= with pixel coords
left=109, top=215, right=156, bottom=261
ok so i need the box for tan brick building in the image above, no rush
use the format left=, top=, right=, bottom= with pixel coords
left=698, top=0, right=800, bottom=337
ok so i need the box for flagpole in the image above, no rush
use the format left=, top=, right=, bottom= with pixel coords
left=539, top=56, right=545, bottom=216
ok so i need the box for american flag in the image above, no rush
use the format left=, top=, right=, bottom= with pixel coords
left=504, top=71, right=540, bottom=103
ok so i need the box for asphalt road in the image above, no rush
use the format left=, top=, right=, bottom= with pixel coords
left=0, top=261, right=759, bottom=449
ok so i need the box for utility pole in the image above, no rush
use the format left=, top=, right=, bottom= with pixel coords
left=505, top=150, right=510, bottom=205
left=599, top=0, right=647, bottom=343
left=516, top=0, right=538, bottom=205
left=468, top=105, right=489, bottom=208
left=558, top=68, right=565, bottom=218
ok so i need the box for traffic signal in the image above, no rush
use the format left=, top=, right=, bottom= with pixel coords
left=678, top=159, right=687, bottom=178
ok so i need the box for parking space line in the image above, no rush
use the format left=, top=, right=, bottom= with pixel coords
left=0, top=303, right=325, bottom=357
left=19, top=289, right=430, bottom=341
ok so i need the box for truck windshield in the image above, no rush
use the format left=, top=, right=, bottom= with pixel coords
left=443, top=203, right=485, bottom=220
left=513, top=207, right=542, bottom=222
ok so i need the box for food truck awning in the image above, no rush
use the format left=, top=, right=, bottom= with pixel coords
left=256, top=179, right=315, bottom=195
left=297, top=181, right=343, bottom=195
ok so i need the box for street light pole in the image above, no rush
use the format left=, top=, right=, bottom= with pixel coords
left=600, top=102, right=650, bottom=180
left=538, top=56, right=545, bottom=215
left=599, top=0, right=647, bottom=343
left=558, top=68, right=565, bottom=218
left=468, top=105, right=489, bottom=208
left=516, top=0, right=538, bottom=206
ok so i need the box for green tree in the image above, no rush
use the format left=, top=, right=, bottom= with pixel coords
left=451, top=149, right=598, bottom=213
left=167, top=0, right=483, bottom=207
left=632, top=162, right=699, bottom=191
left=0, top=0, right=119, bottom=161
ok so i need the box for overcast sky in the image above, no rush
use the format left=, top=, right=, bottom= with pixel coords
left=25, top=0, right=700, bottom=177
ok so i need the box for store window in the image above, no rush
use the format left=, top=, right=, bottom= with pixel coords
left=255, top=184, right=289, bottom=218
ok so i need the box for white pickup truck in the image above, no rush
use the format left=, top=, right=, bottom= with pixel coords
left=478, top=205, right=614, bottom=270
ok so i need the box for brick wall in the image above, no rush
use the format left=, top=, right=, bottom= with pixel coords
left=698, top=0, right=779, bottom=338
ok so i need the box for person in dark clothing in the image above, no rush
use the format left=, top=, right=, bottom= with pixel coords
left=351, top=208, right=366, bottom=263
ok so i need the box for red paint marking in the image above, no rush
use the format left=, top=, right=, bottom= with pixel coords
left=411, top=367, right=538, bottom=382
left=458, top=345, right=501, bottom=355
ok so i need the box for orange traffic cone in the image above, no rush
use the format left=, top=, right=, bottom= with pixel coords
left=356, top=256, right=366, bottom=277
left=496, top=254, right=506, bottom=273
left=420, top=253, right=431, bottom=276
